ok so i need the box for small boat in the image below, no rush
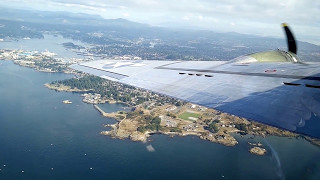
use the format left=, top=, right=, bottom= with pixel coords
left=62, top=100, right=72, bottom=104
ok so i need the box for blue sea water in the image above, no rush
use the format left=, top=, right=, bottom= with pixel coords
left=0, top=36, right=319, bottom=180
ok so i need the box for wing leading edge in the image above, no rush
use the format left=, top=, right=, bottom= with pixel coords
left=71, top=57, right=320, bottom=138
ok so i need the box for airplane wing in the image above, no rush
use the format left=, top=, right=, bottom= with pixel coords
left=70, top=51, right=320, bottom=138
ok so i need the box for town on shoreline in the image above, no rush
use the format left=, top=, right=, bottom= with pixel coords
left=1, top=48, right=320, bottom=156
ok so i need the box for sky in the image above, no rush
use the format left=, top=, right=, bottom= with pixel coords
left=0, top=0, right=319, bottom=45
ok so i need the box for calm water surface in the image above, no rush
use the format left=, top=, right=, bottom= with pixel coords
left=0, top=35, right=91, bottom=59
left=0, top=37, right=319, bottom=180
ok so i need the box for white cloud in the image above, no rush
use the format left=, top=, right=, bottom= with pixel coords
left=122, top=13, right=130, bottom=17
left=183, top=16, right=190, bottom=21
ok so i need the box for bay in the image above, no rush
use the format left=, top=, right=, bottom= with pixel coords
left=0, top=34, right=91, bottom=59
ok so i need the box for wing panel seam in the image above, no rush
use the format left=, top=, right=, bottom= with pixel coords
left=155, top=67, right=320, bottom=81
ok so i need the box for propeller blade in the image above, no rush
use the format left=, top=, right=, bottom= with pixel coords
left=282, top=23, right=297, bottom=54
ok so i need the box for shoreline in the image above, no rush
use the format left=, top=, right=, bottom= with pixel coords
left=2, top=50, right=319, bottom=155
left=95, top=104, right=238, bottom=146
left=92, top=103, right=306, bottom=154
left=44, top=83, right=90, bottom=92
left=46, top=85, right=318, bottom=154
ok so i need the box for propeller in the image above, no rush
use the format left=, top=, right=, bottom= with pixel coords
left=282, top=23, right=297, bottom=54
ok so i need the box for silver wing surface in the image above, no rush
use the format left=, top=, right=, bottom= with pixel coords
left=71, top=57, right=320, bottom=138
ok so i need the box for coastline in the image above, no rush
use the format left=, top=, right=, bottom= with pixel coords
left=92, top=102, right=305, bottom=155
left=44, top=83, right=89, bottom=92
left=2, top=49, right=319, bottom=156
left=96, top=103, right=239, bottom=146
left=43, top=79, right=319, bottom=154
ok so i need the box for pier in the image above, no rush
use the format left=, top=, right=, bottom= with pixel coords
left=93, top=105, right=108, bottom=116
left=93, top=104, right=119, bottom=119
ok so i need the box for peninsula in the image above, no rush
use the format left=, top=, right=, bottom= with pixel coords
left=95, top=102, right=295, bottom=149
left=42, top=71, right=319, bottom=155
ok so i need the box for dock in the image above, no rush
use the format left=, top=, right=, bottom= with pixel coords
left=93, top=104, right=108, bottom=116
left=93, top=105, right=123, bottom=119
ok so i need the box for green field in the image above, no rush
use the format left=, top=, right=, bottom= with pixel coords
left=178, top=112, right=200, bottom=121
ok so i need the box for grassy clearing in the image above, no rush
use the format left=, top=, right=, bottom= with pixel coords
left=178, top=112, right=200, bottom=121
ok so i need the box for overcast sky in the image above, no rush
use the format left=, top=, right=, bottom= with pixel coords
left=0, top=0, right=319, bottom=44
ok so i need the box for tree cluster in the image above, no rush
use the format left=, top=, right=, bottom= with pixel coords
left=137, top=116, right=161, bottom=133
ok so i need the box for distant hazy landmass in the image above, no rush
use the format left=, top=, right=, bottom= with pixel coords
left=0, top=7, right=319, bottom=61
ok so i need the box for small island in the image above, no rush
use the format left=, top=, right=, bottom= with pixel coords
left=248, top=142, right=267, bottom=155
left=249, top=147, right=267, bottom=156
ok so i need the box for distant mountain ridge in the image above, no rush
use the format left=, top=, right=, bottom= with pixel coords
left=0, top=8, right=148, bottom=28
left=0, top=7, right=319, bottom=61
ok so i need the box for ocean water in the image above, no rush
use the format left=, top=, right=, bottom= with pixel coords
left=0, top=37, right=319, bottom=180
